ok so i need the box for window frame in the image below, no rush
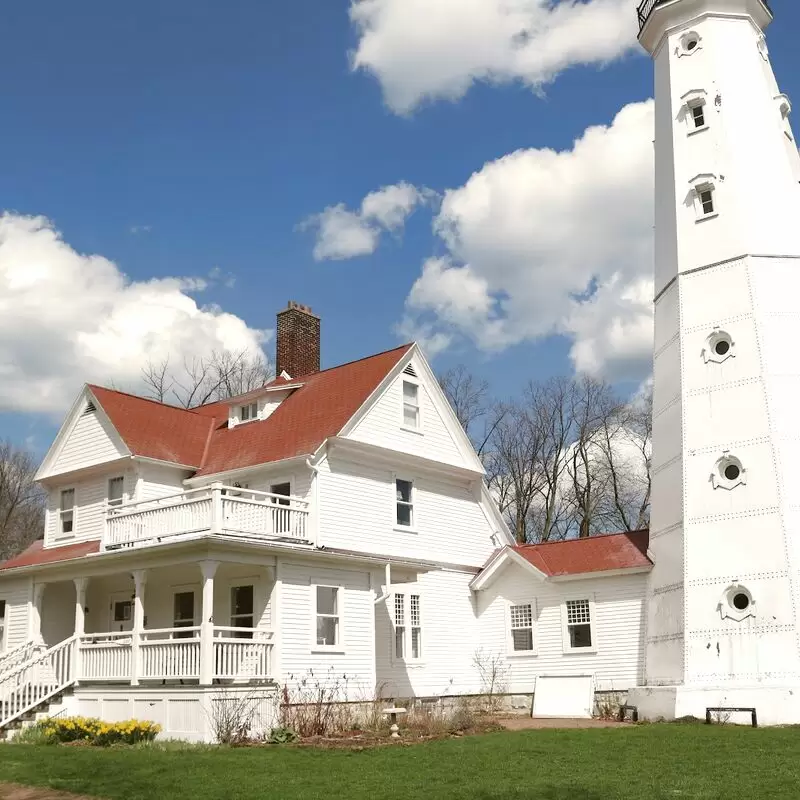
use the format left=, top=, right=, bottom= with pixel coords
left=172, top=589, right=197, bottom=639
left=239, top=402, right=259, bottom=423
left=391, top=591, right=424, bottom=665
left=0, top=599, right=7, bottom=653
left=561, top=597, right=597, bottom=654
left=689, top=176, right=719, bottom=222
left=400, top=378, right=422, bottom=433
left=506, top=600, right=537, bottom=657
left=58, top=488, right=77, bottom=538
left=107, top=476, right=125, bottom=508
left=311, top=584, right=344, bottom=653
left=230, top=583, right=256, bottom=639
left=393, top=476, right=416, bottom=531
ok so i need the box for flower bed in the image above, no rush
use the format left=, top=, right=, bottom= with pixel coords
left=21, top=717, right=160, bottom=746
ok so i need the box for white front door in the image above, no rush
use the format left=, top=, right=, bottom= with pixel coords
left=109, top=592, right=134, bottom=632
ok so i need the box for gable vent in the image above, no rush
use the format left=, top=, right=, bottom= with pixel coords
left=82, top=401, right=96, bottom=415
left=402, top=364, right=417, bottom=378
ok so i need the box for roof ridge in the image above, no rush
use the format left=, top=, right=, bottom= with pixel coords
left=88, top=384, right=206, bottom=416
left=517, top=529, right=649, bottom=549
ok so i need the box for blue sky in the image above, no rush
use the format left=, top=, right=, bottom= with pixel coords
left=1, top=0, right=798, bottom=454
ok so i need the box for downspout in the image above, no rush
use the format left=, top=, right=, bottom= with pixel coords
left=305, top=454, right=322, bottom=548
left=374, top=563, right=393, bottom=604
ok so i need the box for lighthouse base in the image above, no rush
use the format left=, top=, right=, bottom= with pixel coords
left=627, top=684, right=800, bottom=726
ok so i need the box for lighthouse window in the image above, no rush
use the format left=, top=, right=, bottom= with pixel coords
left=724, top=464, right=741, bottom=481
left=712, top=454, right=746, bottom=490
left=715, top=339, right=729, bottom=356
left=679, top=32, right=702, bottom=56
left=691, top=104, right=706, bottom=129
left=732, top=593, right=750, bottom=611
left=699, top=189, right=714, bottom=215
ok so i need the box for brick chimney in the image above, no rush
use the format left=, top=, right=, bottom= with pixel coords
left=275, top=301, right=321, bottom=378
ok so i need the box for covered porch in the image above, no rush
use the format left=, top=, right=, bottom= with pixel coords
left=33, top=557, right=276, bottom=686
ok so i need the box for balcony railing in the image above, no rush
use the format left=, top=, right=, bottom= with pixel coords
left=637, top=0, right=772, bottom=32
left=104, top=484, right=310, bottom=550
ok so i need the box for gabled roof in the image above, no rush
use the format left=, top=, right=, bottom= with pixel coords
left=514, top=530, right=651, bottom=577
left=471, top=530, right=651, bottom=590
left=88, top=386, right=217, bottom=467
left=75, top=344, right=414, bottom=477
left=194, top=344, right=413, bottom=476
left=0, top=539, right=100, bottom=571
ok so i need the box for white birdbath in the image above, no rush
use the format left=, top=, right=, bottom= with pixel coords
left=383, top=706, right=407, bottom=738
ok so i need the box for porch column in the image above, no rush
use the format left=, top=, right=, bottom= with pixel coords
left=29, top=583, right=46, bottom=644
left=199, top=560, right=219, bottom=686
left=131, top=570, right=147, bottom=686
left=73, top=577, right=88, bottom=683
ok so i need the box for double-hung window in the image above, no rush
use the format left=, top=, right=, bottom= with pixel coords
left=564, top=599, right=594, bottom=650
left=59, top=489, right=75, bottom=535
left=395, top=479, right=414, bottom=528
left=0, top=600, right=6, bottom=653
left=393, top=593, right=422, bottom=661
left=107, top=477, right=124, bottom=508
left=509, top=603, right=534, bottom=653
left=315, top=586, right=340, bottom=648
left=173, top=591, right=195, bottom=640
left=402, top=381, right=420, bottom=429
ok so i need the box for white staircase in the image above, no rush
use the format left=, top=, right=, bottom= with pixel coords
left=0, top=636, right=77, bottom=733
left=0, top=641, right=46, bottom=675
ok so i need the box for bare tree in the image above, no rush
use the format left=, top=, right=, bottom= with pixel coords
left=142, top=349, right=273, bottom=408
left=0, top=441, right=46, bottom=561
left=437, top=365, right=503, bottom=457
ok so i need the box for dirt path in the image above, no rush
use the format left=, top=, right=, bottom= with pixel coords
left=496, top=716, right=627, bottom=730
left=0, top=784, right=102, bottom=800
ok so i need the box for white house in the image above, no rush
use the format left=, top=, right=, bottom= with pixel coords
left=0, top=301, right=652, bottom=740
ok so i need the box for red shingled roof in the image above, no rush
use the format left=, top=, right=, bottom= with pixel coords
left=84, top=344, right=413, bottom=477
left=0, top=539, right=100, bottom=571
left=513, top=530, right=651, bottom=576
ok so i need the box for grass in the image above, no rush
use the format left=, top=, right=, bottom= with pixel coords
left=0, top=725, right=799, bottom=799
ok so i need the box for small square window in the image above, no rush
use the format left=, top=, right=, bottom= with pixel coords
left=698, top=187, right=715, bottom=216
left=402, top=381, right=420, bottom=429
left=396, top=479, right=414, bottom=527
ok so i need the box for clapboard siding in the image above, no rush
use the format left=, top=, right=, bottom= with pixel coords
left=278, top=559, right=375, bottom=697
left=1, top=579, right=31, bottom=652
left=477, top=563, right=648, bottom=692
left=139, top=464, right=191, bottom=501
left=317, top=455, right=495, bottom=567
left=375, top=569, right=482, bottom=698
left=45, top=469, right=134, bottom=547
left=348, top=366, right=467, bottom=469
left=50, top=410, right=127, bottom=475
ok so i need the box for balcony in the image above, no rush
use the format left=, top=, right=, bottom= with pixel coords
left=104, top=484, right=310, bottom=550
left=637, top=0, right=772, bottom=32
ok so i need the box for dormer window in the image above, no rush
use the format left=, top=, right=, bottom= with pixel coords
left=240, top=402, right=259, bottom=423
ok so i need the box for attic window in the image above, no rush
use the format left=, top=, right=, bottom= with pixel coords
left=82, top=401, right=96, bottom=415
left=402, top=364, right=418, bottom=378
left=240, top=402, right=259, bottom=422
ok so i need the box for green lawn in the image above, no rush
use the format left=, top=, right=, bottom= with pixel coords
left=1, top=725, right=799, bottom=800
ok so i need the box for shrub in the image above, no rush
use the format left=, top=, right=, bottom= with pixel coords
left=24, top=716, right=160, bottom=746
left=267, top=726, right=300, bottom=744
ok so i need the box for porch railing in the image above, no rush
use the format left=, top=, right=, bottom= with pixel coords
left=104, top=483, right=310, bottom=550
left=75, top=626, right=273, bottom=685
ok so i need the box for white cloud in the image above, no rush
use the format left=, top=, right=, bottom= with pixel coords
left=0, top=213, right=269, bottom=415
left=401, top=100, right=655, bottom=380
left=350, top=0, right=640, bottom=114
left=302, top=182, right=432, bottom=261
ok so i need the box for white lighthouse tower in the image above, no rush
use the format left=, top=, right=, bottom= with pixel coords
left=629, top=0, right=800, bottom=724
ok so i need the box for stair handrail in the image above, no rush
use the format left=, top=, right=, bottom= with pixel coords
left=0, top=635, right=78, bottom=730
left=0, top=641, right=46, bottom=677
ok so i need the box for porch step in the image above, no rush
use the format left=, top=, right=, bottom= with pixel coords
left=0, top=690, right=71, bottom=740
